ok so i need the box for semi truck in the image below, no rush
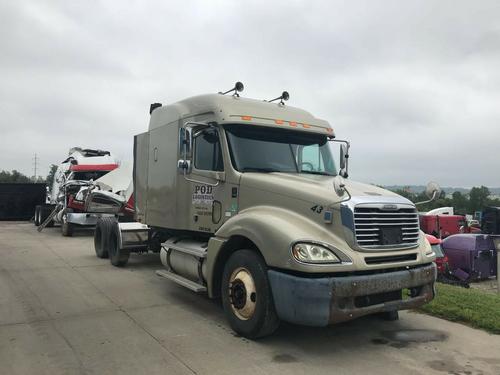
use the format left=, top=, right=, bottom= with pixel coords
left=419, top=214, right=480, bottom=238
left=35, top=147, right=133, bottom=236
left=94, top=83, right=437, bottom=338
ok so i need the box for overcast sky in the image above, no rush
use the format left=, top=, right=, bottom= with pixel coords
left=1, top=0, right=499, bottom=187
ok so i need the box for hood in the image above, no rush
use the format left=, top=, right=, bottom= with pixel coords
left=240, top=172, right=412, bottom=207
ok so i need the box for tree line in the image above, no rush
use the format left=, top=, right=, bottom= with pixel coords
left=391, top=186, right=498, bottom=215
left=0, top=165, right=58, bottom=187
left=1, top=168, right=498, bottom=215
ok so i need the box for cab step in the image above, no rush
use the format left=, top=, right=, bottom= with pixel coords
left=155, top=269, right=207, bottom=293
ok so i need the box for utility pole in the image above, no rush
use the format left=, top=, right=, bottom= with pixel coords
left=33, top=153, right=38, bottom=182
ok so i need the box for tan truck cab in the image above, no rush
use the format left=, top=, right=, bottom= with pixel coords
left=105, top=83, right=437, bottom=338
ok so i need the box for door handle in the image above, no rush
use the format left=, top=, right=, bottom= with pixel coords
left=212, top=200, right=222, bottom=224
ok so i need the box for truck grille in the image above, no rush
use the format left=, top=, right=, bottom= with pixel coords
left=354, top=206, right=420, bottom=249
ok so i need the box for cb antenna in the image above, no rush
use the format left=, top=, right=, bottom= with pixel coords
left=219, top=81, right=244, bottom=97
left=267, top=91, right=290, bottom=105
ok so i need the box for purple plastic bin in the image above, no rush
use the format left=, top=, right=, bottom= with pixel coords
left=441, top=234, right=498, bottom=281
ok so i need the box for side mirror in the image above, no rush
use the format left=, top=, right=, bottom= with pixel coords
left=179, top=127, right=193, bottom=158
left=415, top=181, right=441, bottom=206
left=425, top=181, right=441, bottom=200
left=333, top=175, right=346, bottom=196
left=339, top=144, right=347, bottom=170
left=339, top=144, right=349, bottom=178
left=177, top=127, right=193, bottom=173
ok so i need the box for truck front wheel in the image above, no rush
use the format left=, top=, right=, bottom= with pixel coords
left=221, top=250, right=279, bottom=339
left=61, top=210, right=74, bottom=237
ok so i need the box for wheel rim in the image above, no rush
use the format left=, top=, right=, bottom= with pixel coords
left=229, top=267, right=257, bottom=320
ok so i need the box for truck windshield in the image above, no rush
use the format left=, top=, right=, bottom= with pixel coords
left=224, top=124, right=337, bottom=175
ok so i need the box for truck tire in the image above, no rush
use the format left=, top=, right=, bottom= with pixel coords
left=41, top=205, right=54, bottom=227
left=34, top=205, right=41, bottom=226
left=221, top=249, right=280, bottom=339
left=94, top=217, right=116, bottom=258
left=108, top=222, right=130, bottom=267
left=61, top=210, right=74, bottom=237
left=94, top=219, right=108, bottom=258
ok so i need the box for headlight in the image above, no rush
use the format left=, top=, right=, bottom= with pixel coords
left=292, top=243, right=341, bottom=264
left=423, top=236, right=435, bottom=257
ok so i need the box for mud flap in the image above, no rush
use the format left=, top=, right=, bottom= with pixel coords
left=116, top=222, right=150, bottom=251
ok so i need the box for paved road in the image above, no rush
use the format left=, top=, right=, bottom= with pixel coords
left=1, top=222, right=499, bottom=375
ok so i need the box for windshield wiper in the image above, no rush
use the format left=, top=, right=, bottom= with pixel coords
left=240, top=167, right=281, bottom=173
left=299, top=170, right=334, bottom=176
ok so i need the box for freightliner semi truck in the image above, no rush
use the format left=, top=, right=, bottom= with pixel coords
left=94, top=83, right=438, bottom=338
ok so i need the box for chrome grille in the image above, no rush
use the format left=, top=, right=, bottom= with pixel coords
left=354, top=206, right=420, bottom=249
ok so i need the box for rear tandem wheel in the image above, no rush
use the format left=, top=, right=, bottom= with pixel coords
left=94, top=217, right=116, bottom=259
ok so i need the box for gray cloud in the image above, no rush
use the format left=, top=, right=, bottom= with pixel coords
left=1, top=0, right=499, bottom=187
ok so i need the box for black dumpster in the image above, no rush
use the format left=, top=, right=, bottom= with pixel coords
left=0, top=183, right=47, bottom=220
left=482, top=207, right=500, bottom=235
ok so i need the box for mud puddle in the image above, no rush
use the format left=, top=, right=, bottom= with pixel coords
left=372, top=329, right=448, bottom=348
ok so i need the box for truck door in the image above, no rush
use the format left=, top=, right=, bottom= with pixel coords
left=185, top=127, right=231, bottom=233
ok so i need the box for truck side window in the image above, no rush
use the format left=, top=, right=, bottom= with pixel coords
left=299, top=144, right=324, bottom=172
left=194, top=130, right=224, bottom=171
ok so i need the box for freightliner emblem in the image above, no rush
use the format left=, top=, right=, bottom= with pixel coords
left=381, top=204, right=398, bottom=210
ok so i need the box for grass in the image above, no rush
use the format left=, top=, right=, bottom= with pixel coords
left=417, top=282, right=500, bottom=334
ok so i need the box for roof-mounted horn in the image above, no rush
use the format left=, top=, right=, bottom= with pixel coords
left=267, top=91, right=289, bottom=105
left=219, top=81, right=244, bottom=97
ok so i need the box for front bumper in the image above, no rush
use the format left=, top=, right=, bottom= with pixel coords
left=268, top=263, right=436, bottom=326
left=66, top=213, right=116, bottom=226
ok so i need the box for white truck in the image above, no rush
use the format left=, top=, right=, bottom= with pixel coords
left=94, top=83, right=438, bottom=338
